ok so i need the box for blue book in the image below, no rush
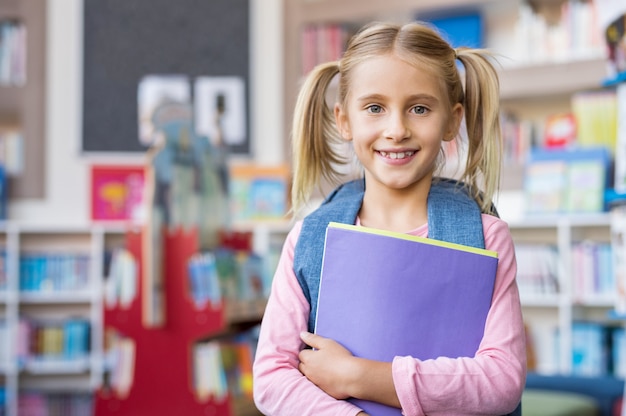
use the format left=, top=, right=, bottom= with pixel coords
left=315, top=222, right=498, bottom=416
left=0, top=164, right=6, bottom=220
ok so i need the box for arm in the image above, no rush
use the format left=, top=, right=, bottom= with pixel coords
left=252, top=222, right=364, bottom=416
left=391, top=215, right=526, bottom=415
left=299, top=331, right=400, bottom=408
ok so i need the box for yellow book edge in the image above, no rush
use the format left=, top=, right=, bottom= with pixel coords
left=328, top=222, right=498, bottom=258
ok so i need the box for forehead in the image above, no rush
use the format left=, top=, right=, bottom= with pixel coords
left=348, top=54, right=446, bottom=99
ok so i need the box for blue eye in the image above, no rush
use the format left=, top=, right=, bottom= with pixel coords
left=412, top=106, right=428, bottom=115
left=367, top=105, right=383, bottom=114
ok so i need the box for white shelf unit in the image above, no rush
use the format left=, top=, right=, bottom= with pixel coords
left=0, top=222, right=126, bottom=416
left=508, top=213, right=618, bottom=375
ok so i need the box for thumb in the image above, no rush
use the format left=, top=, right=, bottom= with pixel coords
left=300, top=331, right=323, bottom=349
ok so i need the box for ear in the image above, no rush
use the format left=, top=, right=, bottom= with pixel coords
left=444, top=103, right=464, bottom=142
left=334, top=103, right=352, bottom=141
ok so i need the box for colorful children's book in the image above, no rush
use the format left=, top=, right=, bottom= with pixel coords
left=314, top=222, right=499, bottom=416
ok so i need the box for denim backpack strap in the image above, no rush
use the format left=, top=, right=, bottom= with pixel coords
left=427, top=178, right=485, bottom=249
left=294, top=179, right=365, bottom=331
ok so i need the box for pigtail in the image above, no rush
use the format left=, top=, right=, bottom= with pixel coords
left=291, top=61, right=343, bottom=215
left=456, top=49, right=502, bottom=214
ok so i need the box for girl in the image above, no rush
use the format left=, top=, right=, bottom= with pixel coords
left=253, top=21, right=526, bottom=415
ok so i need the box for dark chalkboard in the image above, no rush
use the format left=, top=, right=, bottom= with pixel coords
left=82, top=0, right=249, bottom=154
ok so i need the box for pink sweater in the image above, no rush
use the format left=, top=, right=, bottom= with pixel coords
left=253, top=215, right=526, bottom=415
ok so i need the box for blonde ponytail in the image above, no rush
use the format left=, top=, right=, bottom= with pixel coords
left=291, top=62, right=344, bottom=215
left=456, top=48, right=502, bottom=213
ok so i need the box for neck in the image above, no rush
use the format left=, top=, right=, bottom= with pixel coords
left=358, top=178, right=431, bottom=233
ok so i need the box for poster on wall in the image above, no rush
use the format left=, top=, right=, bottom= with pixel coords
left=137, top=75, right=191, bottom=146
left=90, top=165, right=146, bottom=222
left=194, top=76, right=247, bottom=149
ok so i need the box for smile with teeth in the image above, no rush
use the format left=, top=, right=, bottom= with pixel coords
left=378, top=150, right=416, bottom=160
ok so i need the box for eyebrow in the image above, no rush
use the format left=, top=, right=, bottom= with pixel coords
left=355, top=93, right=439, bottom=103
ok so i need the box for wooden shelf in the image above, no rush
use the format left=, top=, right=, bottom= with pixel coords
left=498, top=57, right=608, bottom=100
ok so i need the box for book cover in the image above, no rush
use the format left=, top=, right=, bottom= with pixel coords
left=229, top=164, right=290, bottom=223
left=523, top=147, right=611, bottom=215
left=314, top=222, right=498, bottom=416
left=90, top=165, right=146, bottom=222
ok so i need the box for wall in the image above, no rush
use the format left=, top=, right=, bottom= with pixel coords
left=8, top=0, right=284, bottom=226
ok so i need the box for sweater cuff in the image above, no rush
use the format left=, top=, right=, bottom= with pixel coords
left=392, top=356, right=425, bottom=416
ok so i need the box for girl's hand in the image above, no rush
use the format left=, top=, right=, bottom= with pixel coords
left=298, top=331, right=359, bottom=399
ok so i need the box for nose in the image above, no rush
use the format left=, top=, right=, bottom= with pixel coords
left=383, top=112, right=410, bottom=142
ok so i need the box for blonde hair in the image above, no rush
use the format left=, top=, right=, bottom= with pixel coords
left=291, top=21, right=502, bottom=215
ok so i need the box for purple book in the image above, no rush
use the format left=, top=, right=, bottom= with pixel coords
left=314, top=222, right=498, bottom=416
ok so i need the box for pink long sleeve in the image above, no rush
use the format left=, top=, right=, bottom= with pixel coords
left=252, top=215, right=526, bottom=415
left=253, top=221, right=363, bottom=415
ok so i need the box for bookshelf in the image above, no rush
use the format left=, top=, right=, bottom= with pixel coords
left=0, top=0, right=46, bottom=200
left=0, top=221, right=277, bottom=416
left=283, top=0, right=624, bottom=381
left=507, top=214, right=619, bottom=375
left=0, top=223, right=126, bottom=416
left=93, top=224, right=274, bottom=416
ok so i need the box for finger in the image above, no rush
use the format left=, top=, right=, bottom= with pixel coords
left=298, top=348, right=310, bottom=363
left=300, top=331, right=321, bottom=349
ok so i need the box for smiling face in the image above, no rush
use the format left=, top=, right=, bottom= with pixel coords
left=335, top=53, right=463, bottom=196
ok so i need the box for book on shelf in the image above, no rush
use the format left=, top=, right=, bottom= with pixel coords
left=192, top=327, right=258, bottom=403
left=0, top=319, right=7, bottom=367
left=613, top=327, right=626, bottom=378
left=104, top=248, right=138, bottom=310
left=420, top=10, right=484, bottom=49
left=187, top=252, right=222, bottom=309
left=525, top=323, right=560, bottom=374
left=103, top=329, right=135, bottom=398
left=514, top=243, right=560, bottom=298
left=0, top=20, right=27, bottom=86
left=571, top=321, right=624, bottom=377
left=612, top=205, right=626, bottom=315
left=213, top=234, right=271, bottom=302
left=193, top=340, right=228, bottom=402
left=614, top=83, right=626, bottom=193
left=501, top=112, right=535, bottom=165
left=18, top=391, right=93, bottom=415
left=571, top=90, right=618, bottom=153
left=0, top=163, right=6, bottom=220
left=0, top=126, right=24, bottom=177
left=0, top=249, right=6, bottom=291
left=17, top=318, right=91, bottom=364
left=19, top=252, right=91, bottom=293
left=229, top=163, right=290, bottom=224
left=571, top=241, right=614, bottom=300
left=524, top=146, right=612, bottom=215
left=315, top=222, right=498, bottom=416
left=300, top=23, right=354, bottom=75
